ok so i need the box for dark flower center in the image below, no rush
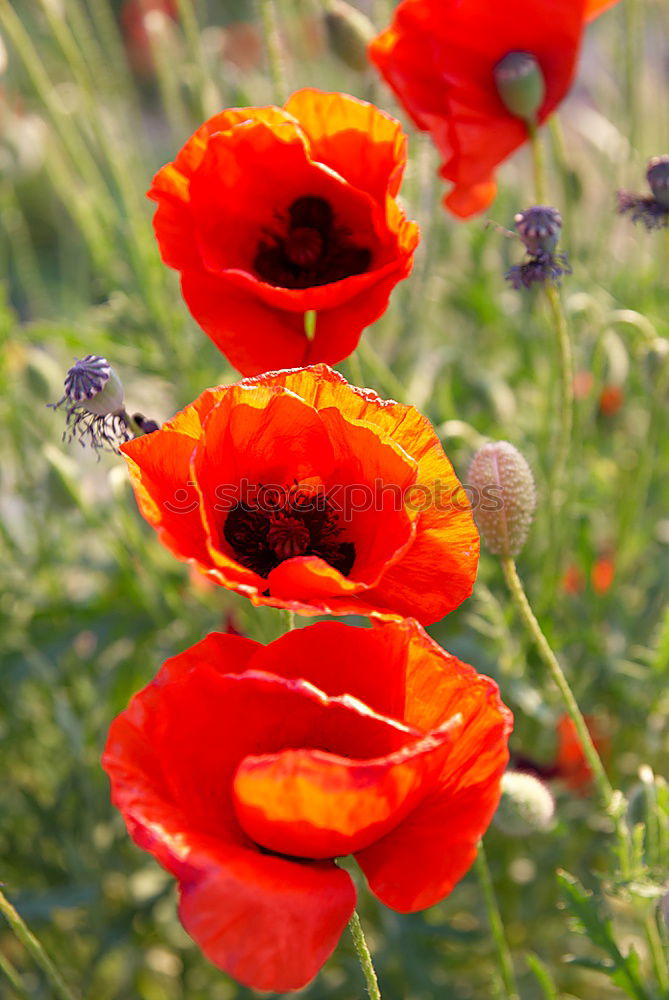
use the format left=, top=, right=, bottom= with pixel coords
left=252, top=195, right=372, bottom=289
left=223, top=483, right=356, bottom=579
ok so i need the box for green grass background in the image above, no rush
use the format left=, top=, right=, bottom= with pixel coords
left=1, top=1, right=668, bottom=997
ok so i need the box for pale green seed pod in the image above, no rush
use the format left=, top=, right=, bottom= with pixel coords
left=493, top=51, right=545, bottom=122
left=468, top=441, right=536, bottom=557
left=494, top=771, right=555, bottom=837
left=324, top=1, right=375, bottom=73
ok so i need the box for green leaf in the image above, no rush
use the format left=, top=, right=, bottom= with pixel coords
left=558, top=871, right=651, bottom=1000
left=525, top=951, right=560, bottom=1000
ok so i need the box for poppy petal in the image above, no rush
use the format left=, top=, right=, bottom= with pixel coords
left=120, top=388, right=225, bottom=571
left=233, top=715, right=462, bottom=859
left=177, top=841, right=356, bottom=992
left=284, top=88, right=409, bottom=201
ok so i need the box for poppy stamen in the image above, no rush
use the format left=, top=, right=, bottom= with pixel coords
left=253, top=195, right=371, bottom=289
left=223, top=484, right=356, bottom=578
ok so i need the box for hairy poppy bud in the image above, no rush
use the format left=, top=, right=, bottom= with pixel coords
left=324, top=0, right=375, bottom=73
left=647, top=155, right=669, bottom=209
left=468, top=441, right=536, bottom=557
left=493, top=51, right=545, bottom=122
left=514, top=205, right=562, bottom=255
left=494, top=771, right=555, bottom=837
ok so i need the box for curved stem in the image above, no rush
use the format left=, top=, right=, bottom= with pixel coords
left=500, top=555, right=614, bottom=808
left=475, top=842, right=519, bottom=1000
left=0, top=951, right=30, bottom=1000
left=348, top=910, right=382, bottom=1000
left=0, top=889, right=78, bottom=1000
left=256, top=0, right=288, bottom=103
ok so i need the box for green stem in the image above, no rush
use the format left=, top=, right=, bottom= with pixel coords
left=357, top=339, right=407, bottom=401
left=174, top=0, right=214, bottom=120
left=348, top=910, right=381, bottom=1000
left=500, top=556, right=614, bottom=809
left=283, top=609, right=296, bottom=632
left=348, top=351, right=365, bottom=387
left=0, top=951, right=31, bottom=1000
left=544, top=281, right=573, bottom=515
left=475, top=842, right=520, bottom=1000
left=527, top=121, right=548, bottom=204
left=0, top=889, right=78, bottom=1000
left=257, top=0, right=288, bottom=103
left=644, top=911, right=669, bottom=994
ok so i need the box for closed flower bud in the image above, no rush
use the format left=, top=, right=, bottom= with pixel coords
left=514, top=205, right=562, bottom=256
left=468, top=441, right=536, bottom=557
left=324, top=1, right=375, bottom=73
left=494, top=771, right=555, bottom=837
left=493, top=51, right=545, bottom=122
left=506, top=206, right=570, bottom=289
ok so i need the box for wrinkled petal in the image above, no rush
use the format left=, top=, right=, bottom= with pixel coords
left=233, top=715, right=462, bottom=859
left=148, top=91, right=417, bottom=373
left=285, top=88, right=409, bottom=201
left=178, top=840, right=356, bottom=992
left=369, top=0, right=613, bottom=218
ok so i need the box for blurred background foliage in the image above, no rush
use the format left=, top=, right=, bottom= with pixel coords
left=0, top=0, right=668, bottom=997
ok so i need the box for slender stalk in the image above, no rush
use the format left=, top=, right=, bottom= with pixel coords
left=348, top=910, right=382, bottom=1000
left=256, top=0, right=288, bottom=103
left=527, top=121, right=548, bottom=204
left=500, top=556, right=614, bottom=807
left=544, top=281, right=573, bottom=512
left=348, top=351, right=365, bottom=388
left=0, top=952, right=30, bottom=1000
left=357, top=340, right=407, bottom=401
left=644, top=911, right=669, bottom=994
left=527, top=121, right=574, bottom=516
left=547, top=116, right=573, bottom=241
left=283, top=609, right=296, bottom=631
left=0, top=889, right=78, bottom=1000
left=475, top=842, right=520, bottom=1000
left=174, top=0, right=215, bottom=119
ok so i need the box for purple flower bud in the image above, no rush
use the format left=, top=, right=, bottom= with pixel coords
left=647, top=155, right=669, bottom=209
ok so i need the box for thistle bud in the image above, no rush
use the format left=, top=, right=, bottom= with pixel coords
left=618, top=155, right=669, bottom=230
left=514, top=205, right=562, bottom=255
left=493, top=51, right=545, bottom=122
left=647, top=155, right=669, bottom=209
left=494, top=771, right=555, bottom=837
left=468, top=441, right=536, bottom=557
left=506, top=206, right=570, bottom=289
left=324, top=0, right=375, bottom=73
left=50, top=355, right=130, bottom=453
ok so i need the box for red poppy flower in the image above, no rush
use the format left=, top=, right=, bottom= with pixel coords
left=598, top=384, right=624, bottom=416
left=148, top=89, right=419, bottom=375
left=120, top=0, right=180, bottom=77
left=554, top=714, right=609, bottom=793
left=103, top=619, right=512, bottom=991
left=369, top=0, right=619, bottom=218
left=120, top=364, right=479, bottom=623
